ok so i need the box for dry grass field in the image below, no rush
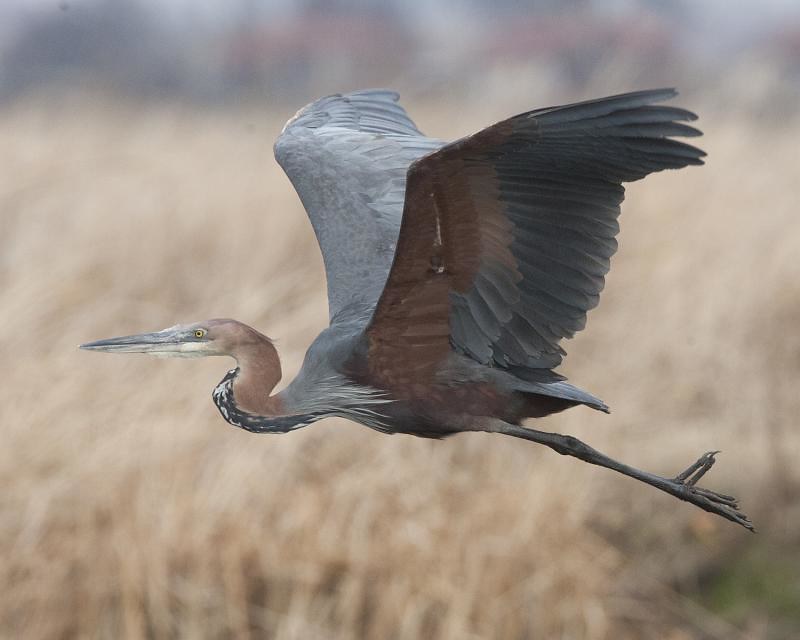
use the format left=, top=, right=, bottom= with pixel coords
left=1, top=94, right=799, bottom=639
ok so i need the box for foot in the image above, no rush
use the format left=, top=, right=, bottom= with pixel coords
left=669, top=451, right=754, bottom=531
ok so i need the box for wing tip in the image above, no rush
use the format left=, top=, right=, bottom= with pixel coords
left=347, top=88, right=402, bottom=103
left=630, top=86, right=678, bottom=101
left=595, top=401, right=611, bottom=414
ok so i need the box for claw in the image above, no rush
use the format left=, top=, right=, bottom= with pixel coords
left=686, top=450, right=720, bottom=487
left=674, top=450, right=719, bottom=485
left=693, top=486, right=737, bottom=505
left=669, top=451, right=754, bottom=532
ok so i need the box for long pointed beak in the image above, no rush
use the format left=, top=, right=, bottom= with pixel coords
left=80, top=328, right=184, bottom=354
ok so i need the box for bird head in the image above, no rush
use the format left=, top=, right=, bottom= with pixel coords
left=79, top=318, right=270, bottom=359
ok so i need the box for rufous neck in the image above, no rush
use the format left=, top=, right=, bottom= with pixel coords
left=231, top=338, right=283, bottom=416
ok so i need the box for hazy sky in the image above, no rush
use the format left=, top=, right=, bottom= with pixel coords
left=4, top=0, right=800, bottom=25
left=2, top=0, right=799, bottom=58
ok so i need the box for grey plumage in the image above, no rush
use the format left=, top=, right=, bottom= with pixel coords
left=274, top=89, right=445, bottom=322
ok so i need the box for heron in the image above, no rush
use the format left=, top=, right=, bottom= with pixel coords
left=81, top=89, right=752, bottom=530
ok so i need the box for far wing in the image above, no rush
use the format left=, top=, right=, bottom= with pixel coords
left=365, top=89, right=705, bottom=385
left=274, top=90, right=443, bottom=322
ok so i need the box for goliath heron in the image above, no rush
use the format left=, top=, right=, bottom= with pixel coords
left=82, top=89, right=752, bottom=530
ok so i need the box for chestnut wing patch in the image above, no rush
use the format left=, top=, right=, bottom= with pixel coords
left=366, top=89, right=704, bottom=386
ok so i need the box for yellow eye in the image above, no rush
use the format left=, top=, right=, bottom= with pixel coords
left=194, top=329, right=205, bottom=339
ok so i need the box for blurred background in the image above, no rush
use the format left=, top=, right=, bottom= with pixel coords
left=2, top=1, right=799, bottom=638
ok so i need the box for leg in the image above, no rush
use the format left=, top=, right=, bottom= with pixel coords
left=487, top=422, right=753, bottom=531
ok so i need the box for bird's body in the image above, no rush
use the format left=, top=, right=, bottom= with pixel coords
left=82, top=89, right=753, bottom=530
left=211, top=322, right=587, bottom=438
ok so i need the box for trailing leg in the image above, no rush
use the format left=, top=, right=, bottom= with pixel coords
left=486, top=421, right=753, bottom=531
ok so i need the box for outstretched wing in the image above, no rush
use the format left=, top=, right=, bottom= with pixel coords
left=274, top=90, right=444, bottom=322
left=365, top=89, right=705, bottom=385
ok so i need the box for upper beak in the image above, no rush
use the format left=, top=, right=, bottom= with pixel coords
left=80, top=328, right=184, bottom=354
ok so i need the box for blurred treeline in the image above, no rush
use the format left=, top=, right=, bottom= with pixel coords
left=1, top=0, right=799, bottom=112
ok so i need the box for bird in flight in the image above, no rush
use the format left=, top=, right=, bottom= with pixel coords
left=82, top=89, right=752, bottom=530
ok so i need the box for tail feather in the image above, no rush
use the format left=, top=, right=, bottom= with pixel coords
left=538, top=380, right=610, bottom=413
left=516, top=377, right=609, bottom=414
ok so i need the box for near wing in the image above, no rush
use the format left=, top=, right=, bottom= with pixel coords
left=274, top=89, right=444, bottom=322
left=365, top=89, right=705, bottom=384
